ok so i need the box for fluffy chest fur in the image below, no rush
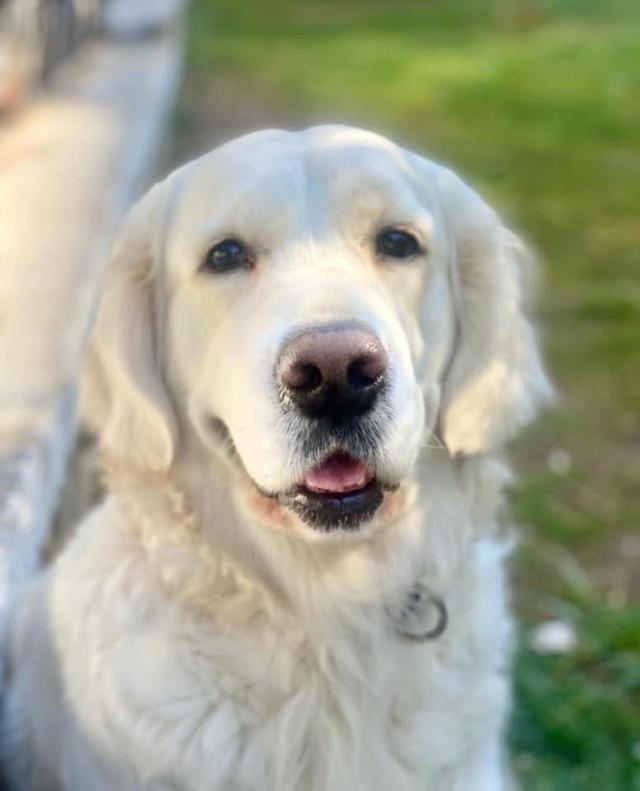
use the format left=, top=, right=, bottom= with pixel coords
left=15, top=461, right=512, bottom=791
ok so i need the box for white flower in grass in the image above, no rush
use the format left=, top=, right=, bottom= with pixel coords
left=529, top=619, right=577, bottom=655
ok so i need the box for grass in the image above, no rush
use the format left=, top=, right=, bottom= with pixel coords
left=175, top=1, right=640, bottom=787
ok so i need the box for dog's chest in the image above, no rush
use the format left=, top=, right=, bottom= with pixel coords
left=55, top=521, right=512, bottom=790
left=105, top=598, right=503, bottom=791
left=179, top=627, right=424, bottom=789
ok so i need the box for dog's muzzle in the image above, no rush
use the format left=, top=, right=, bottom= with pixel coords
left=272, top=324, right=391, bottom=532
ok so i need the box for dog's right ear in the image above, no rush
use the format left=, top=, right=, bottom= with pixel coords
left=81, top=180, right=178, bottom=473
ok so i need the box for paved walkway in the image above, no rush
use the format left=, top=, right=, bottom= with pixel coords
left=0, top=15, right=183, bottom=662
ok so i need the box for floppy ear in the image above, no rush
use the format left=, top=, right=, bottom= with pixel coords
left=436, top=169, right=552, bottom=456
left=81, top=180, right=178, bottom=472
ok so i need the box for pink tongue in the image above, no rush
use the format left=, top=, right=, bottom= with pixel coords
left=303, top=453, right=372, bottom=494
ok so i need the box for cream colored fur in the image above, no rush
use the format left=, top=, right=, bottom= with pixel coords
left=2, top=126, right=551, bottom=791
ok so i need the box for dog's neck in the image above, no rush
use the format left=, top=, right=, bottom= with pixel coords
left=105, top=444, right=509, bottom=634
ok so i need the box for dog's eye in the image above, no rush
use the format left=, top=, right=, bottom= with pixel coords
left=375, top=229, right=421, bottom=260
left=203, top=239, right=250, bottom=273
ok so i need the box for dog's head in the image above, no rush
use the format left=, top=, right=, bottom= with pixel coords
left=85, top=126, right=550, bottom=536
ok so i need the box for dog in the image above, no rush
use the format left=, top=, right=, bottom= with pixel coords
left=2, top=125, right=551, bottom=790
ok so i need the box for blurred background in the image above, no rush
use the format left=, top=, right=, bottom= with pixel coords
left=1, top=1, right=639, bottom=788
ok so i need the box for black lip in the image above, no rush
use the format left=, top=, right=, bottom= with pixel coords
left=277, top=479, right=384, bottom=532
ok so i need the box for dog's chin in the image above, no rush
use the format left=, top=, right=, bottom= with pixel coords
left=276, top=479, right=385, bottom=533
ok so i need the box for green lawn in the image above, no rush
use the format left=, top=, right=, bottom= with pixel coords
left=175, top=2, right=640, bottom=787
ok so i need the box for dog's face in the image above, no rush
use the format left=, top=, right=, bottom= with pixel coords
left=166, top=128, right=445, bottom=533
left=87, top=126, right=550, bottom=537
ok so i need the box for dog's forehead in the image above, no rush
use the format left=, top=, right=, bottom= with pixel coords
left=186, top=125, right=416, bottom=200
left=167, top=127, right=437, bottom=256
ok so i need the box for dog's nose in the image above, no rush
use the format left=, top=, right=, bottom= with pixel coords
left=276, top=325, right=388, bottom=421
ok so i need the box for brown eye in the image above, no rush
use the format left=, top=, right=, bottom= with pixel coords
left=203, top=238, right=250, bottom=273
left=376, top=229, right=421, bottom=260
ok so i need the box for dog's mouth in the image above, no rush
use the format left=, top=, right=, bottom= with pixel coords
left=277, top=451, right=385, bottom=532
left=205, top=415, right=390, bottom=533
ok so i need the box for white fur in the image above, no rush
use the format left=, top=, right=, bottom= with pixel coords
left=2, top=126, right=551, bottom=790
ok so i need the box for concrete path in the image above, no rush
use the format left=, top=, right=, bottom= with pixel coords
left=0, top=9, right=184, bottom=660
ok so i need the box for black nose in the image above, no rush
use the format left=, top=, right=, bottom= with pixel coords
left=276, top=325, right=388, bottom=422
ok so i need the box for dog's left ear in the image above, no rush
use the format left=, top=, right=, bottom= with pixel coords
left=434, top=167, right=552, bottom=456
left=81, top=177, right=179, bottom=472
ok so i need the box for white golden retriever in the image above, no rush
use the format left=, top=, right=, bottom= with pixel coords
left=2, top=126, right=551, bottom=790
